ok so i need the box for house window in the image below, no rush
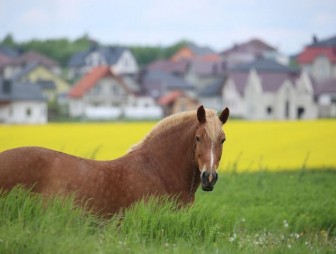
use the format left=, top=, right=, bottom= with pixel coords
left=266, top=106, right=273, bottom=115
left=111, top=85, right=120, bottom=95
left=285, top=101, right=290, bottom=119
left=41, top=107, right=46, bottom=117
left=297, top=107, right=305, bottom=119
left=26, top=108, right=32, bottom=117
left=92, top=86, right=101, bottom=95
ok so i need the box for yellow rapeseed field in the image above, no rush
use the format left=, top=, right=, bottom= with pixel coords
left=0, top=120, right=335, bottom=172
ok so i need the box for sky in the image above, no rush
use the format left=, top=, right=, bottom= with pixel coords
left=1, top=0, right=336, bottom=55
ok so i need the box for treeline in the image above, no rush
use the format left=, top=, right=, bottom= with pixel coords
left=0, top=34, right=189, bottom=67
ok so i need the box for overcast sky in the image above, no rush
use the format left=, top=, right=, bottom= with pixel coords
left=1, top=0, right=335, bottom=54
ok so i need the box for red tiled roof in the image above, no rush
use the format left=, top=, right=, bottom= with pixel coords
left=69, top=66, right=130, bottom=98
left=158, top=91, right=183, bottom=105
left=297, top=47, right=336, bottom=63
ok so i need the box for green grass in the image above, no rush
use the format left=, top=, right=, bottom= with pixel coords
left=0, top=170, right=335, bottom=253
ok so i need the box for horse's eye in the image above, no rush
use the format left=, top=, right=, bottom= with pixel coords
left=196, top=136, right=201, bottom=142
left=221, top=139, right=225, bottom=144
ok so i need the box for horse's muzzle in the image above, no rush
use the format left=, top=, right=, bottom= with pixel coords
left=201, top=171, right=218, bottom=191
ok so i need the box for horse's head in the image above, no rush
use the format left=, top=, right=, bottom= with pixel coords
left=194, top=105, right=229, bottom=191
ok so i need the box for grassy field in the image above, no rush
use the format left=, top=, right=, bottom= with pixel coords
left=0, top=170, right=335, bottom=253
left=0, top=120, right=335, bottom=253
left=0, top=120, right=336, bottom=171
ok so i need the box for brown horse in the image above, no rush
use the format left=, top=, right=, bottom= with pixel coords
left=0, top=105, right=229, bottom=217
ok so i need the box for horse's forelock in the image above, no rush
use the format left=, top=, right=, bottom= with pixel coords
left=204, top=110, right=224, bottom=141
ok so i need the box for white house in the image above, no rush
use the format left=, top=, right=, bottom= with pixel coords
left=68, top=45, right=139, bottom=79
left=69, top=66, right=162, bottom=120
left=243, top=70, right=317, bottom=120
left=200, top=59, right=318, bottom=120
left=0, top=79, right=47, bottom=124
left=297, top=35, right=336, bottom=82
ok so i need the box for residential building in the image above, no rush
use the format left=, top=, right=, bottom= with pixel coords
left=220, top=38, right=288, bottom=68
left=141, top=69, right=195, bottom=99
left=11, top=63, right=70, bottom=102
left=170, top=42, right=214, bottom=62
left=297, top=35, right=336, bottom=82
left=68, top=44, right=139, bottom=79
left=158, top=90, right=199, bottom=116
left=68, top=66, right=161, bottom=120
left=0, top=79, right=47, bottom=124
left=199, top=59, right=317, bottom=120
left=314, top=78, right=336, bottom=117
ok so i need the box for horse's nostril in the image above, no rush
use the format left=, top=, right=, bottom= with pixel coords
left=214, top=173, right=218, bottom=180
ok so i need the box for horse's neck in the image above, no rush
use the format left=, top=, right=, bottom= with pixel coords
left=141, top=119, right=200, bottom=194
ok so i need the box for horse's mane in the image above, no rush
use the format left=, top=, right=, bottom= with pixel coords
left=128, top=108, right=223, bottom=153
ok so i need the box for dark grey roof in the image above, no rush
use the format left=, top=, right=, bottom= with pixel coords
left=0, top=79, right=46, bottom=101
left=198, top=77, right=226, bottom=97
left=68, top=46, right=127, bottom=67
left=307, top=35, right=336, bottom=47
left=142, top=70, right=194, bottom=98
left=0, top=46, right=20, bottom=58
left=231, top=58, right=299, bottom=73
left=188, top=43, right=214, bottom=56
left=36, top=80, right=56, bottom=90
left=11, top=63, right=39, bottom=81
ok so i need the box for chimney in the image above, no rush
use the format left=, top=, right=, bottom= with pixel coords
left=312, top=35, right=318, bottom=44
left=2, top=79, right=11, bottom=94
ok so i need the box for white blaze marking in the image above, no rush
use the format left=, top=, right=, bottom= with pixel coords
left=210, top=142, right=214, bottom=170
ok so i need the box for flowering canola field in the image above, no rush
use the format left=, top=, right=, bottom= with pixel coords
left=0, top=120, right=335, bottom=172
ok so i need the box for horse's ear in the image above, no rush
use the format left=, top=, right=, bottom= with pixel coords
left=197, top=105, right=206, bottom=124
left=219, top=107, right=230, bottom=125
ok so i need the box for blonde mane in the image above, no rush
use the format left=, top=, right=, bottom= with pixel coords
left=128, top=108, right=223, bottom=153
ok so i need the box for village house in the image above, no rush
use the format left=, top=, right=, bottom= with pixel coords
left=220, top=38, right=289, bottom=68
left=170, top=42, right=215, bottom=62
left=0, top=78, right=47, bottom=124
left=0, top=49, right=61, bottom=80
left=141, top=69, right=195, bottom=99
left=296, top=35, right=336, bottom=82
left=68, top=66, right=161, bottom=120
left=199, top=59, right=317, bottom=120
left=296, top=35, right=336, bottom=117
left=68, top=44, right=139, bottom=79
left=158, top=90, right=199, bottom=116
left=11, top=63, right=70, bottom=102
left=148, top=44, right=226, bottom=92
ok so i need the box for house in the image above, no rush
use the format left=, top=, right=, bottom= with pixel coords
left=198, top=77, right=226, bottom=112
left=11, top=63, right=70, bottom=102
left=220, top=38, right=288, bottom=68
left=147, top=59, right=189, bottom=77
left=158, top=90, right=199, bottom=116
left=224, top=59, right=317, bottom=120
left=314, top=78, right=336, bottom=117
left=141, top=69, right=195, bottom=99
left=68, top=66, right=161, bottom=120
left=0, top=50, right=61, bottom=80
left=68, top=44, right=139, bottom=79
left=0, top=45, right=20, bottom=58
left=170, top=42, right=214, bottom=62
left=184, top=54, right=226, bottom=91
left=0, top=79, right=47, bottom=124
left=199, top=58, right=317, bottom=120
left=16, top=51, right=60, bottom=74
left=296, top=35, right=336, bottom=82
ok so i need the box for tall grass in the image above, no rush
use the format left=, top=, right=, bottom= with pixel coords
left=0, top=170, right=335, bottom=253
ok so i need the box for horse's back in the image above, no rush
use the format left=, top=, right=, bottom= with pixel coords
left=0, top=146, right=57, bottom=191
